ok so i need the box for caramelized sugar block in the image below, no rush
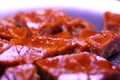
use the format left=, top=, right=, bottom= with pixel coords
left=0, top=18, right=27, bottom=40
left=36, top=52, right=120, bottom=80
left=104, top=12, right=120, bottom=31
left=0, top=39, right=45, bottom=65
left=77, top=30, right=120, bottom=58
left=0, top=40, right=25, bottom=66
left=13, top=9, right=93, bottom=36
left=0, top=64, right=39, bottom=80
left=11, top=36, right=77, bottom=58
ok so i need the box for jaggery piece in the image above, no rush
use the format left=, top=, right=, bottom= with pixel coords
left=0, top=41, right=27, bottom=77
left=0, top=40, right=42, bottom=77
left=76, top=30, right=120, bottom=58
left=36, top=52, right=120, bottom=80
left=0, top=18, right=27, bottom=40
left=0, top=64, right=39, bottom=80
left=12, top=9, right=68, bottom=36
left=13, top=9, right=94, bottom=36
left=0, top=40, right=25, bottom=66
left=0, top=39, right=45, bottom=65
left=87, top=31, right=120, bottom=58
left=11, top=36, right=77, bottom=59
left=0, top=40, right=23, bottom=76
left=104, top=12, right=120, bottom=31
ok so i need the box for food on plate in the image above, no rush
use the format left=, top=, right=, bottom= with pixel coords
left=0, top=9, right=120, bottom=80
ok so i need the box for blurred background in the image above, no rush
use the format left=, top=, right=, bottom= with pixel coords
left=0, top=0, right=120, bottom=14
left=0, top=0, right=120, bottom=31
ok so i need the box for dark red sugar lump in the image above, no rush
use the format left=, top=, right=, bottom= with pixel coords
left=36, top=52, right=120, bottom=80
left=0, top=64, right=39, bottom=80
left=0, top=18, right=28, bottom=40
left=11, top=36, right=78, bottom=59
left=77, top=30, right=120, bottom=58
left=104, top=12, right=120, bottom=31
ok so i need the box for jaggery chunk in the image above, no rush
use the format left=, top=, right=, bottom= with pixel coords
left=0, top=39, right=46, bottom=65
left=77, top=30, right=120, bottom=58
left=36, top=52, right=120, bottom=80
left=104, top=12, right=120, bottom=31
left=0, top=18, right=27, bottom=40
left=11, top=36, right=77, bottom=58
left=0, top=64, right=39, bottom=80
left=0, top=40, right=25, bottom=66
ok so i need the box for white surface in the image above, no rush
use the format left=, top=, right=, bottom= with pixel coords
left=0, top=0, right=120, bottom=14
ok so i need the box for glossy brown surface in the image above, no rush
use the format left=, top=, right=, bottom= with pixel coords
left=0, top=40, right=25, bottom=66
left=8, top=9, right=94, bottom=37
left=11, top=36, right=77, bottom=58
left=0, top=64, right=39, bottom=80
left=36, top=52, right=120, bottom=80
left=0, top=39, right=47, bottom=66
left=0, top=9, right=120, bottom=80
left=104, top=12, right=120, bottom=31
left=77, top=30, right=120, bottom=58
left=0, top=18, right=28, bottom=40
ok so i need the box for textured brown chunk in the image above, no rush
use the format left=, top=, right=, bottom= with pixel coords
left=0, top=39, right=45, bottom=66
left=12, top=9, right=94, bottom=37
left=0, top=64, right=39, bottom=80
left=104, top=12, right=120, bottom=31
left=11, top=36, right=77, bottom=59
left=0, top=40, right=25, bottom=66
left=36, top=52, right=120, bottom=80
left=77, top=30, right=120, bottom=58
left=0, top=18, right=27, bottom=40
